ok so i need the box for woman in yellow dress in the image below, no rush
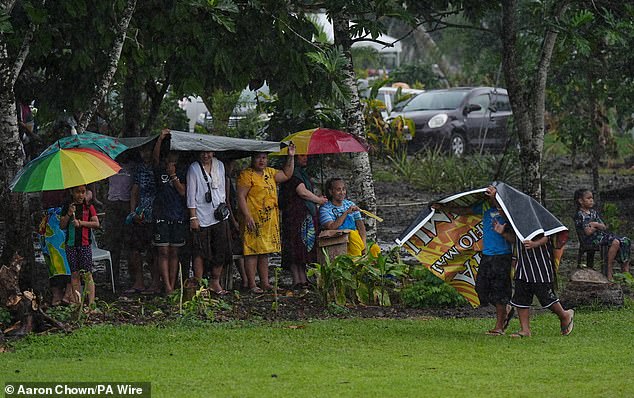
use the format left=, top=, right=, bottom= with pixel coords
left=237, top=144, right=295, bottom=293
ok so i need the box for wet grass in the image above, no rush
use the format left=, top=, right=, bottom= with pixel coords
left=1, top=306, right=633, bottom=397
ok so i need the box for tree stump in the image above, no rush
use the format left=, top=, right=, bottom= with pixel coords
left=560, top=268, right=624, bottom=307
left=1, top=254, right=67, bottom=338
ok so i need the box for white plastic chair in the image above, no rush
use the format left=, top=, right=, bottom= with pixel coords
left=91, top=230, right=115, bottom=293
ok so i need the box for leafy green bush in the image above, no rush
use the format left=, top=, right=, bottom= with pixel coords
left=363, top=82, right=415, bottom=158
left=353, top=245, right=408, bottom=306
left=400, top=267, right=467, bottom=308
left=309, top=252, right=356, bottom=306
left=614, top=272, right=634, bottom=290
left=180, top=291, right=216, bottom=320
left=309, top=245, right=408, bottom=307
left=389, top=62, right=443, bottom=89
left=46, top=305, right=74, bottom=323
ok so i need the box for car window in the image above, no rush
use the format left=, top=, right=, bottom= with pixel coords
left=490, top=93, right=511, bottom=112
left=467, top=94, right=490, bottom=115
left=399, top=91, right=468, bottom=112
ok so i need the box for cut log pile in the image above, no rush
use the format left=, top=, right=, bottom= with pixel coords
left=1, top=254, right=67, bottom=342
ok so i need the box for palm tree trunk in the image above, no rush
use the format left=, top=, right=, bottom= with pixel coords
left=332, top=14, right=378, bottom=241
left=0, top=2, right=40, bottom=269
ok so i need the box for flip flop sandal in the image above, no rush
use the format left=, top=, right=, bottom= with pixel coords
left=485, top=329, right=505, bottom=336
left=510, top=332, right=530, bottom=338
left=249, top=287, right=264, bottom=294
left=503, top=305, right=515, bottom=331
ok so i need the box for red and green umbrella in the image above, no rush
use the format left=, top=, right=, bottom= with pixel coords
left=39, top=131, right=127, bottom=159
left=273, top=128, right=368, bottom=155
left=10, top=147, right=121, bottom=192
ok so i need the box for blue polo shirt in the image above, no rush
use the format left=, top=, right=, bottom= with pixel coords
left=319, top=199, right=362, bottom=230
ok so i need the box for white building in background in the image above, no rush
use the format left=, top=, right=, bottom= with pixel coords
left=310, top=13, right=402, bottom=70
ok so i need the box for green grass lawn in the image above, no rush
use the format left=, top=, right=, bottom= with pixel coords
left=2, top=307, right=633, bottom=397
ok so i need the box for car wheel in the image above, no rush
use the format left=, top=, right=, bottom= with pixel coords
left=450, top=133, right=467, bottom=157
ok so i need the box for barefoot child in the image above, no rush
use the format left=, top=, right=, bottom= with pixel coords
left=60, top=185, right=100, bottom=306
left=574, top=188, right=631, bottom=280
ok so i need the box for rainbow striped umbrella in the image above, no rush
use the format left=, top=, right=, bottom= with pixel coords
left=10, top=147, right=121, bottom=192
left=39, top=131, right=127, bottom=159
left=273, top=128, right=368, bottom=155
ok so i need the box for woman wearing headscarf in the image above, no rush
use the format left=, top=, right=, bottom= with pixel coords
left=279, top=155, right=327, bottom=290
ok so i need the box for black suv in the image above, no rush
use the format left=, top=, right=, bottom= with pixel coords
left=389, top=87, right=512, bottom=156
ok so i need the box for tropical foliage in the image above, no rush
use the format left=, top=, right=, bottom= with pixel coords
left=309, top=245, right=409, bottom=307
left=401, top=267, right=467, bottom=308
left=308, top=244, right=470, bottom=308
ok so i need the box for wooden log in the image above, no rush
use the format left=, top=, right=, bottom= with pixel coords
left=1, top=254, right=69, bottom=337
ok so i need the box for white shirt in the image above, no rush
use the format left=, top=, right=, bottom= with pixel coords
left=186, top=159, right=226, bottom=227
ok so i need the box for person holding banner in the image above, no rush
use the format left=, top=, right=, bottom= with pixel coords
left=433, top=185, right=513, bottom=336
left=493, top=223, right=575, bottom=337
left=319, top=178, right=367, bottom=256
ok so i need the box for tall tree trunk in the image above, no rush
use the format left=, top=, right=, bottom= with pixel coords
left=414, top=28, right=451, bottom=86
left=122, top=64, right=143, bottom=137
left=500, top=0, right=567, bottom=200
left=77, top=0, right=137, bottom=133
left=141, top=76, right=170, bottom=136
left=332, top=15, right=377, bottom=241
left=0, top=1, right=39, bottom=272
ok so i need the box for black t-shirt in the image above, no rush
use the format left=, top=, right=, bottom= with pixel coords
left=152, top=166, right=187, bottom=221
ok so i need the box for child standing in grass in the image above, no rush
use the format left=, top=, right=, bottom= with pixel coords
left=60, top=185, right=100, bottom=306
